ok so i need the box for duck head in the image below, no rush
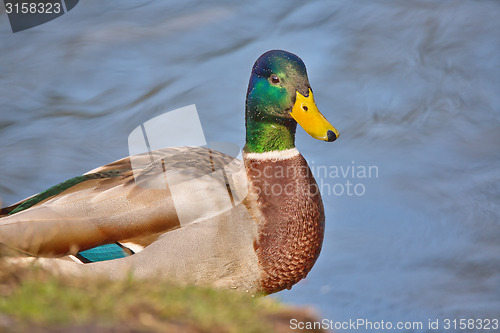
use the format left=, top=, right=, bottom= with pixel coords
left=245, top=50, right=339, bottom=153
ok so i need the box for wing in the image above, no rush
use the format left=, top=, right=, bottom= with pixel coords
left=0, top=147, right=245, bottom=257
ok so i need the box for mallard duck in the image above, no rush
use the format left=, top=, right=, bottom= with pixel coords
left=0, top=50, right=338, bottom=295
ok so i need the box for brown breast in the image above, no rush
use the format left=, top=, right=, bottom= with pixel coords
left=244, top=152, right=325, bottom=294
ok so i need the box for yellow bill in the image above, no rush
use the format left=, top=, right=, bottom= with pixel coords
left=290, top=89, right=339, bottom=142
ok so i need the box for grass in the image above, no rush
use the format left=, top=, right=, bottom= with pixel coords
left=0, top=254, right=326, bottom=333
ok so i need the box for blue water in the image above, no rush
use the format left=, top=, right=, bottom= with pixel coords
left=1, top=1, right=499, bottom=331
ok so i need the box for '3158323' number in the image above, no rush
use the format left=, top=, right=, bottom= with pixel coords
left=443, top=318, right=499, bottom=330
left=5, top=2, right=61, bottom=14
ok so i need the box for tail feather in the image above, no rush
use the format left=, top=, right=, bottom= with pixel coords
left=1, top=204, right=19, bottom=217
left=1, top=195, right=37, bottom=217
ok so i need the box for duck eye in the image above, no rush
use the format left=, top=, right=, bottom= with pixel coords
left=270, top=74, right=280, bottom=84
left=302, top=105, right=308, bottom=111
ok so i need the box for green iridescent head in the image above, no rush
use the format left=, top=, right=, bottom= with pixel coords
left=244, top=50, right=338, bottom=153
